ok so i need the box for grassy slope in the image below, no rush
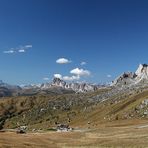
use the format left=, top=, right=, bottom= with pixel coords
left=0, top=88, right=148, bottom=130
left=1, top=88, right=148, bottom=147
left=70, top=89, right=148, bottom=127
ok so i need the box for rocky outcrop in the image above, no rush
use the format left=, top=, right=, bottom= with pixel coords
left=112, top=64, right=148, bottom=86
left=41, top=78, right=99, bottom=93
left=135, top=64, right=148, bottom=82
left=22, top=78, right=100, bottom=94
left=111, top=72, right=137, bottom=86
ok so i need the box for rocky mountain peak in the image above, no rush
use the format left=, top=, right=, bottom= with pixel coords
left=52, top=78, right=66, bottom=86
left=51, top=78, right=98, bottom=93
left=22, top=77, right=101, bottom=94
left=112, top=64, right=148, bottom=86
left=135, top=64, right=148, bottom=78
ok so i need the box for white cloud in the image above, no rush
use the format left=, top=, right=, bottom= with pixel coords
left=43, top=77, right=49, bottom=81
left=25, top=45, right=32, bottom=48
left=54, top=74, right=62, bottom=79
left=3, top=50, right=15, bottom=54
left=3, top=44, right=32, bottom=54
left=81, top=61, right=87, bottom=66
left=70, top=68, right=91, bottom=76
left=53, top=73, right=80, bottom=81
left=18, top=49, right=25, bottom=53
left=56, top=58, right=71, bottom=64
left=63, top=75, right=80, bottom=81
left=18, top=44, right=32, bottom=53
left=53, top=68, right=91, bottom=82
left=107, top=74, right=112, bottom=78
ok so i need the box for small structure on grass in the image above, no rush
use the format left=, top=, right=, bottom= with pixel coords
left=56, top=124, right=73, bottom=132
left=16, top=126, right=27, bottom=134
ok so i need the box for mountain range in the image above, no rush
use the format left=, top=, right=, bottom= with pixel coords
left=0, top=77, right=103, bottom=97
left=1, top=63, right=148, bottom=133
left=0, top=64, right=148, bottom=97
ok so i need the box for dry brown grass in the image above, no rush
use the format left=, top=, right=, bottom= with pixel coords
left=1, top=89, right=148, bottom=147
left=1, top=119, right=148, bottom=148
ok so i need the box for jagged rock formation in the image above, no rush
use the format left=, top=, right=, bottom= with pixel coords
left=112, top=64, right=148, bottom=86
left=135, top=64, right=148, bottom=82
left=41, top=78, right=99, bottom=93
left=21, top=78, right=100, bottom=95
left=24, top=78, right=104, bottom=93
left=111, top=72, right=137, bottom=86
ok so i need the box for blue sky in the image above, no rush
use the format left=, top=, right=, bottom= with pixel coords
left=0, top=0, right=148, bottom=85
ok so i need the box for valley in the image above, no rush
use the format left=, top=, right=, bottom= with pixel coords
left=1, top=0, right=148, bottom=147
left=0, top=64, right=148, bottom=147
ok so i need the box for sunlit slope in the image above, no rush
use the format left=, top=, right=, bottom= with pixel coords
left=0, top=87, right=148, bottom=130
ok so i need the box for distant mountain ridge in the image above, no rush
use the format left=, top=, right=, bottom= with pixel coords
left=0, top=78, right=103, bottom=97
left=0, top=80, right=21, bottom=90
left=50, top=77, right=99, bottom=92
left=1, top=63, right=148, bottom=97
left=23, top=78, right=101, bottom=93
left=0, top=80, right=21, bottom=97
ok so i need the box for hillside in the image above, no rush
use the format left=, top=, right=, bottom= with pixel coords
left=0, top=84, right=148, bottom=130
left=0, top=88, right=108, bottom=129
left=1, top=65, right=148, bottom=147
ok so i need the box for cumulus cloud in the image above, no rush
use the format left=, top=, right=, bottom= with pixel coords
left=53, top=67, right=91, bottom=82
left=3, top=44, right=32, bottom=54
left=53, top=68, right=91, bottom=81
left=80, top=61, right=87, bottom=66
left=54, top=74, right=62, bottom=79
left=70, top=68, right=90, bottom=76
left=18, top=49, right=25, bottom=53
left=107, top=74, right=112, bottom=78
left=53, top=73, right=80, bottom=81
left=56, top=58, right=71, bottom=64
left=63, top=75, right=80, bottom=81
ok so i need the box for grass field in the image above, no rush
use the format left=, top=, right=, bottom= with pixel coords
left=1, top=89, right=148, bottom=147
left=1, top=119, right=148, bottom=148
